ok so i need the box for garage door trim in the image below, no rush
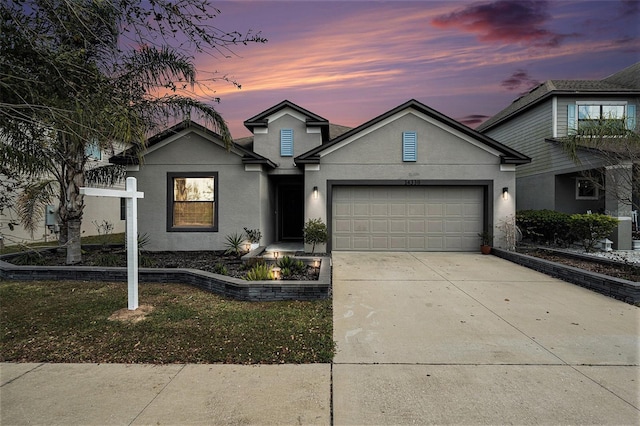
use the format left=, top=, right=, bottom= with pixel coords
left=326, top=179, right=493, bottom=252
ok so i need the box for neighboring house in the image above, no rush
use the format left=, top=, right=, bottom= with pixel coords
left=111, top=99, right=530, bottom=252
left=477, top=62, right=639, bottom=249
left=0, top=144, right=125, bottom=248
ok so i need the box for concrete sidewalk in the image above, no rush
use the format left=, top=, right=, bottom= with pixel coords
left=1, top=252, right=639, bottom=425
left=1, top=363, right=330, bottom=425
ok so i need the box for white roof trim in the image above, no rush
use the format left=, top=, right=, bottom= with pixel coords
left=268, top=107, right=307, bottom=123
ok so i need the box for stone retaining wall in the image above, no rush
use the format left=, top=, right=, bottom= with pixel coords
left=492, top=248, right=639, bottom=305
left=0, top=256, right=331, bottom=302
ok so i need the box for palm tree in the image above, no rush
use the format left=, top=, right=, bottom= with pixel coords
left=1, top=0, right=263, bottom=263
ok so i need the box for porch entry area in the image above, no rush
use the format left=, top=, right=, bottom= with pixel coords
left=273, top=177, right=304, bottom=242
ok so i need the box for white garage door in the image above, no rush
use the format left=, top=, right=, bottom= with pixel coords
left=332, top=186, right=483, bottom=251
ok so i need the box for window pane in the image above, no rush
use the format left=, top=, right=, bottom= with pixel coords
left=173, top=201, right=214, bottom=227
left=174, top=178, right=214, bottom=201
left=172, top=177, right=215, bottom=227
left=578, top=105, right=599, bottom=120
left=602, top=105, right=624, bottom=119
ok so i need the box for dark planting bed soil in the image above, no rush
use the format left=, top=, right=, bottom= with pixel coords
left=7, top=248, right=319, bottom=281
left=518, top=248, right=639, bottom=282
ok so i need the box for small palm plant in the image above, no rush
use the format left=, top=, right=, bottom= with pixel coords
left=224, top=232, right=245, bottom=257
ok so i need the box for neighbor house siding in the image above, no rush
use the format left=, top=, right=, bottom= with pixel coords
left=483, top=99, right=553, bottom=178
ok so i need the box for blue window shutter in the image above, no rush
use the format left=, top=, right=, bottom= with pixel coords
left=280, top=129, right=293, bottom=156
left=567, top=104, right=577, bottom=135
left=402, top=131, right=417, bottom=162
left=626, top=104, right=636, bottom=130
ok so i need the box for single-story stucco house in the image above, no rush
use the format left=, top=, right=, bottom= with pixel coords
left=110, top=99, right=530, bottom=252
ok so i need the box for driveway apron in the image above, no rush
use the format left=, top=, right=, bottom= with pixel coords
left=332, top=252, right=640, bottom=425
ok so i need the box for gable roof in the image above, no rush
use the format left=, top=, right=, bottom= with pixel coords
left=243, top=100, right=331, bottom=141
left=109, top=121, right=276, bottom=167
left=477, top=62, right=640, bottom=132
left=233, top=123, right=352, bottom=151
left=295, top=99, right=530, bottom=165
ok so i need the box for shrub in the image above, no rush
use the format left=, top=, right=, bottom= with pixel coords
left=94, top=252, right=120, bottom=267
left=245, top=262, right=274, bottom=281
left=212, top=262, right=228, bottom=275
left=243, top=227, right=262, bottom=244
left=303, top=218, right=327, bottom=253
left=516, top=210, right=572, bottom=246
left=277, top=256, right=306, bottom=275
left=568, top=213, right=619, bottom=252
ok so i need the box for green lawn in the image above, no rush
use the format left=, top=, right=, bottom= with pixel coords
left=0, top=280, right=334, bottom=364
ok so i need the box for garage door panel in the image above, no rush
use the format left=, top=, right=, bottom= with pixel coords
left=408, top=220, right=425, bottom=233
left=408, top=204, right=425, bottom=216
left=371, top=204, right=388, bottom=216
left=353, top=203, right=369, bottom=215
left=371, top=236, right=389, bottom=249
left=371, top=220, right=388, bottom=232
left=389, top=220, right=406, bottom=233
left=332, top=186, right=483, bottom=251
left=389, top=204, right=406, bottom=216
left=335, top=219, right=352, bottom=232
left=353, top=220, right=369, bottom=232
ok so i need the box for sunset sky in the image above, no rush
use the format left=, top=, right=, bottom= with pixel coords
left=191, top=0, right=639, bottom=138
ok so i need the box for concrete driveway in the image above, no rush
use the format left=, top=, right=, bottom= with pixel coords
left=332, top=252, right=640, bottom=425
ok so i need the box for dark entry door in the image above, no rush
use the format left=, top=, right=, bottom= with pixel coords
left=279, top=184, right=304, bottom=240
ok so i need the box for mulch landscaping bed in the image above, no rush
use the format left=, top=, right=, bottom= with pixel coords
left=7, top=248, right=318, bottom=281
left=517, top=248, right=639, bottom=282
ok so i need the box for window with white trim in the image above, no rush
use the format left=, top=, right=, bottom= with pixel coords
left=167, top=172, right=218, bottom=232
left=402, top=131, right=417, bottom=162
left=568, top=102, right=635, bottom=134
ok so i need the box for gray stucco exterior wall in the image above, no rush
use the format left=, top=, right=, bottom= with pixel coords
left=129, top=129, right=267, bottom=251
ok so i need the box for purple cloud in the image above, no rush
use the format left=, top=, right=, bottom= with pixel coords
left=501, top=69, right=540, bottom=93
left=431, top=0, right=571, bottom=47
left=458, top=114, right=490, bottom=128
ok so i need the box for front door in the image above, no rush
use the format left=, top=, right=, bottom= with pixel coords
left=279, top=184, right=304, bottom=240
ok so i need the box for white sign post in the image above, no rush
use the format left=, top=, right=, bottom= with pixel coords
left=80, top=177, right=144, bottom=310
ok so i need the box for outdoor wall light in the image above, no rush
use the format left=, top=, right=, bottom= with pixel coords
left=312, top=258, right=320, bottom=268
left=313, top=186, right=319, bottom=199
left=245, top=243, right=251, bottom=253
left=502, top=187, right=509, bottom=200
left=273, top=251, right=279, bottom=260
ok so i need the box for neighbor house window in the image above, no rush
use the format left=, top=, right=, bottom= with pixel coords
left=280, top=129, right=293, bottom=156
left=576, top=178, right=598, bottom=200
left=85, top=141, right=101, bottom=160
left=167, top=172, right=218, bottom=232
left=402, top=131, right=417, bottom=162
left=568, top=103, right=633, bottom=134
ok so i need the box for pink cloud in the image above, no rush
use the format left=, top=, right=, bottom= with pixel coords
left=431, top=0, right=573, bottom=47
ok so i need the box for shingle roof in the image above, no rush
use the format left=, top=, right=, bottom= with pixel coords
left=477, top=62, right=640, bottom=132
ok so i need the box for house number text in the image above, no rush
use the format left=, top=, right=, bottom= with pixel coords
left=405, top=180, right=421, bottom=186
